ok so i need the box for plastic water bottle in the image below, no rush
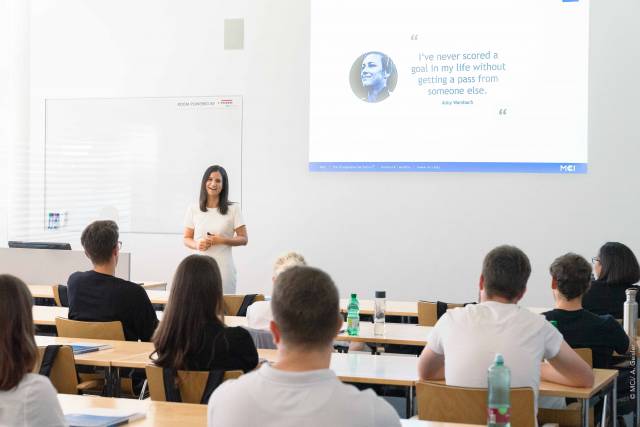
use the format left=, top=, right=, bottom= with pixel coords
left=487, top=353, right=511, bottom=427
left=623, top=288, right=638, bottom=339
left=346, top=293, right=360, bottom=336
left=374, top=291, right=386, bottom=336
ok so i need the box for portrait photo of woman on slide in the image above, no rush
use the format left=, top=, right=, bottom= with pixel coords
left=350, top=51, right=398, bottom=103
left=183, top=165, right=248, bottom=294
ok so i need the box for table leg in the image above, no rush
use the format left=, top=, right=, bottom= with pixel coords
left=405, top=385, right=414, bottom=418
left=601, top=393, right=608, bottom=427
left=581, top=396, right=589, bottom=427
left=612, top=376, right=617, bottom=427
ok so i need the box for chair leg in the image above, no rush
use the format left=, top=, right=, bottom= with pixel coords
left=138, top=380, right=148, bottom=400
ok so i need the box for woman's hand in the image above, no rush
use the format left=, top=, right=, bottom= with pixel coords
left=207, top=234, right=227, bottom=246
left=197, top=238, right=211, bottom=251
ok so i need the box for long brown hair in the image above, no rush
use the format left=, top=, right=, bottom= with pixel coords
left=152, top=255, right=225, bottom=369
left=0, top=274, right=38, bottom=390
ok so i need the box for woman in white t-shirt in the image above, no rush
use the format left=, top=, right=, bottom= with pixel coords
left=183, top=165, right=248, bottom=294
left=0, top=274, right=66, bottom=427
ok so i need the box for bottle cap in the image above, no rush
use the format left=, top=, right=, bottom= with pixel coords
left=494, top=353, right=504, bottom=365
left=375, top=291, right=386, bottom=298
left=350, top=293, right=357, bottom=298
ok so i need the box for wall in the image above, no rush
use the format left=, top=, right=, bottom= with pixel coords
left=7, top=0, right=639, bottom=305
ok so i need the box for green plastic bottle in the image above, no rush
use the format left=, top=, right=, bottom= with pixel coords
left=487, top=353, right=511, bottom=427
left=346, top=293, right=360, bottom=336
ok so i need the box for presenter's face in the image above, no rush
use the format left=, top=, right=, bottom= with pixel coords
left=361, top=53, right=386, bottom=89
left=206, top=172, right=223, bottom=198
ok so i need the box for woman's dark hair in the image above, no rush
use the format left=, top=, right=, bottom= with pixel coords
left=152, top=255, right=225, bottom=370
left=549, top=253, right=592, bottom=300
left=597, top=242, right=640, bottom=286
left=199, top=165, right=231, bottom=214
left=0, top=274, right=38, bottom=390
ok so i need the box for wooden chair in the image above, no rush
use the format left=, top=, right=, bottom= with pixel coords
left=538, top=348, right=594, bottom=427
left=417, top=301, right=464, bottom=326
left=55, top=317, right=125, bottom=341
left=52, top=284, right=68, bottom=307
left=54, top=317, right=131, bottom=395
left=34, top=345, right=101, bottom=394
left=145, top=365, right=242, bottom=404
left=416, top=381, right=536, bottom=426
left=223, top=294, right=265, bottom=316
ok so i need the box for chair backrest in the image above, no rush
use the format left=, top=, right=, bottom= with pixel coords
left=574, top=347, right=593, bottom=367
left=55, top=317, right=125, bottom=340
left=34, top=345, right=79, bottom=394
left=224, top=294, right=265, bottom=316
left=245, top=327, right=276, bottom=349
left=145, top=365, right=242, bottom=404
left=416, top=381, right=536, bottom=427
left=417, top=301, right=464, bottom=326
left=52, top=284, right=69, bottom=307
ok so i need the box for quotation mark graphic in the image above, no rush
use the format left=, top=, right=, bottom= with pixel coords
left=410, top=34, right=419, bottom=40
left=498, top=108, right=508, bottom=115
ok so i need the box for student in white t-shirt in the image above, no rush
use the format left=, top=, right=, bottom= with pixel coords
left=208, top=266, right=401, bottom=427
left=246, top=252, right=307, bottom=330
left=417, top=245, right=594, bottom=412
left=0, top=274, right=66, bottom=427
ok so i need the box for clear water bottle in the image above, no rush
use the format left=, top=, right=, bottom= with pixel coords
left=487, top=353, right=510, bottom=427
left=623, top=288, right=638, bottom=339
left=346, top=293, right=360, bottom=336
left=374, top=291, right=386, bottom=336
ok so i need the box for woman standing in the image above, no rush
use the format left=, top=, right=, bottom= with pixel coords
left=183, top=165, right=247, bottom=294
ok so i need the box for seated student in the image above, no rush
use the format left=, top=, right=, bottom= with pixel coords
left=246, top=251, right=307, bottom=330
left=152, top=254, right=258, bottom=372
left=0, top=274, right=65, bottom=426
left=583, top=241, right=640, bottom=319
left=208, top=266, right=401, bottom=427
left=68, top=220, right=158, bottom=341
left=417, top=245, right=594, bottom=411
left=543, top=253, right=629, bottom=369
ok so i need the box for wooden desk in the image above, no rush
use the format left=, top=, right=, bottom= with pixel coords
left=33, top=306, right=164, bottom=326
left=58, top=394, right=206, bottom=427
left=29, top=284, right=169, bottom=304
left=337, top=322, right=430, bottom=346
left=340, top=298, right=418, bottom=317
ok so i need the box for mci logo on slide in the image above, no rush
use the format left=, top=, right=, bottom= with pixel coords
left=560, top=164, right=577, bottom=172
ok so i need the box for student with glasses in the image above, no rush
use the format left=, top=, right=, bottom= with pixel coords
left=583, top=242, right=640, bottom=319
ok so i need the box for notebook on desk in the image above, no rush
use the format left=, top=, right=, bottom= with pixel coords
left=69, top=342, right=112, bottom=355
left=65, top=409, right=144, bottom=427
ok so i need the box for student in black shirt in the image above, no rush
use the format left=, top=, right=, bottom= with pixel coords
left=582, top=242, right=640, bottom=319
left=67, top=220, right=158, bottom=341
left=152, top=254, right=258, bottom=373
left=543, top=253, right=629, bottom=369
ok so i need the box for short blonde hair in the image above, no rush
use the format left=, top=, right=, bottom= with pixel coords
left=273, top=252, right=307, bottom=278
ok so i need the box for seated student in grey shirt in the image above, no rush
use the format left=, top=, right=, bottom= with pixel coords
left=67, top=220, right=158, bottom=342
left=208, top=266, right=401, bottom=427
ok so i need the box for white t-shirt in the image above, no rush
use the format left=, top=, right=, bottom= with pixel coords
left=427, top=301, right=563, bottom=411
left=208, top=364, right=400, bottom=427
left=246, top=300, right=272, bottom=331
left=184, top=202, right=245, bottom=293
left=0, top=373, right=66, bottom=427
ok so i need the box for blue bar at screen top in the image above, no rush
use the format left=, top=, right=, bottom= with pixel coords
left=308, top=162, right=588, bottom=174
left=562, top=0, right=579, bottom=2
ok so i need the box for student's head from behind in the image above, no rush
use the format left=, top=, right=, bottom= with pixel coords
left=0, top=274, right=37, bottom=390
left=594, top=242, right=640, bottom=285
left=272, top=252, right=307, bottom=283
left=199, top=164, right=231, bottom=214
left=152, top=254, right=224, bottom=369
left=360, top=51, right=393, bottom=91
left=81, top=220, right=120, bottom=266
left=480, top=245, right=531, bottom=303
left=550, top=253, right=592, bottom=302
left=270, top=266, right=342, bottom=351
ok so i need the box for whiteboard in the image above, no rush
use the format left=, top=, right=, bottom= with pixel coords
left=45, top=96, right=242, bottom=234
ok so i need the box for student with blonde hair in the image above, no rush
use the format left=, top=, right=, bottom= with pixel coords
left=0, top=274, right=65, bottom=426
left=246, top=252, right=307, bottom=330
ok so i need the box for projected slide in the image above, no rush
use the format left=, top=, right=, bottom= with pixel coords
left=309, top=0, right=589, bottom=173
